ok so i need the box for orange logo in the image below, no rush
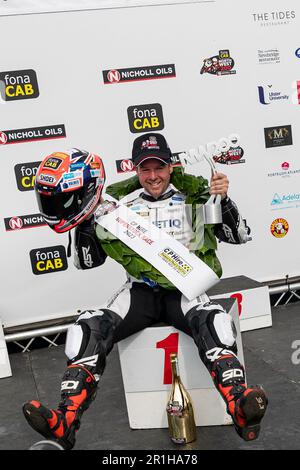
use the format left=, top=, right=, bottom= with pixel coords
left=52, top=152, right=68, bottom=159
left=270, top=218, right=289, bottom=238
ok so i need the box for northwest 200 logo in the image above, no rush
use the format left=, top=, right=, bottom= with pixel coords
left=30, top=245, right=68, bottom=275
left=200, top=50, right=236, bottom=76
left=103, top=64, right=176, bottom=84
left=0, top=69, right=39, bottom=101
left=0, top=124, right=66, bottom=145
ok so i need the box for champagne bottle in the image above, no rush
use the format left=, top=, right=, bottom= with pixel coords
left=166, top=353, right=197, bottom=445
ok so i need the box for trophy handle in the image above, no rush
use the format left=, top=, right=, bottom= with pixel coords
left=203, top=153, right=217, bottom=177
left=204, top=193, right=222, bottom=224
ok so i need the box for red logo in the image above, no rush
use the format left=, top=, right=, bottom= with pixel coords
left=0, top=131, right=8, bottom=144
left=9, top=217, right=23, bottom=230
left=281, top=162, right=289, bottom=170
left=270, top=218, right=289, bottom=238
left=107, top=70, right=121, bottom=83
left=120, top=159, right=134, bottom=172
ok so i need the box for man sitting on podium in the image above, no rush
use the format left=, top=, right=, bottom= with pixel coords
left=23, top=134, right=268, bottom=449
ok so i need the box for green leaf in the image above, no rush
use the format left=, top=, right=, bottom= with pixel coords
left=100, top=168, right=222, bottom=286
left=106, top=175, right=141, bottom=200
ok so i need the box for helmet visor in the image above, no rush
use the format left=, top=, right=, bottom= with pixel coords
left=37, top=188, right=84, bottom=220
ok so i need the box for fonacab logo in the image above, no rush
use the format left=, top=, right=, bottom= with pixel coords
left=127, top=103, right=164, bottom=133
left=30, top=245, right=68, bottom=275
left=0, top=69, right=39, bottom=101
left=14, top=161, right=42, bottom=191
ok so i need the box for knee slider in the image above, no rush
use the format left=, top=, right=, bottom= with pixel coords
left=65, top=309, right=121, bottom=375
left=187, top=306, right=237, bottom=353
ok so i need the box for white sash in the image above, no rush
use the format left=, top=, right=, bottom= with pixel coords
left=95, top=201, right=219, bottom=300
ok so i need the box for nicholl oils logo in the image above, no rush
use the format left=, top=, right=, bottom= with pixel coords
left=0, top=124, right=66, bottom=145
left=103, top=64, right=176, bottom=84
left=4, top=214, right=46, bottom=231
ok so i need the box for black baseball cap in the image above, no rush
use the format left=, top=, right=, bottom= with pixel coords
left=132, top=133, right=172, bottom=167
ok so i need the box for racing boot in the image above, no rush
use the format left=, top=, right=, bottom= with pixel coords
left=23, top=365, right=97, bottom=450
left=211, top=354, right=268, bottom=441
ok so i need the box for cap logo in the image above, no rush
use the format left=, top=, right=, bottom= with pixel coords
left=141, top=136, right=160, bottom=151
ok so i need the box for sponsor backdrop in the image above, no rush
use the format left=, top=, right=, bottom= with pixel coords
left=0, top=0, right=299, bottom=327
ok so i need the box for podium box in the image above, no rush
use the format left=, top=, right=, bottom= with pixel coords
left=118, top=298, right=243, bottom=429
left=208, top=276, right=272, bottom=332
left=0, top=319, right=12, bottom=379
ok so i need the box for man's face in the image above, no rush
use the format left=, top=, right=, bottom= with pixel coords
left=136, top=159, right=173, bottom=199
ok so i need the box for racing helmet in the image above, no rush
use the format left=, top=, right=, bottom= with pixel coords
left=35, top=149, right=105, bottom=233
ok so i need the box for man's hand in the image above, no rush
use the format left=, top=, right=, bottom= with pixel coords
left=209, top=172, right=229, bottom=200
left=84, top=196, right=105, bottom=221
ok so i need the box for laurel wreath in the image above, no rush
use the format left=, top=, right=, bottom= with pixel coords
left=96, top=167, right=222, bottom=289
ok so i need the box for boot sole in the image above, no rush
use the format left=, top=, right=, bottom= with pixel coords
left=23, top=403, right=56, bottom=439
left=235, top=388, right=268, bottom=441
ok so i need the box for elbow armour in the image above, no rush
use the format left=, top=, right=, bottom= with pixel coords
left=74, top=217, right=107, bottom=269
left=216, top=198, right=251, bottom=244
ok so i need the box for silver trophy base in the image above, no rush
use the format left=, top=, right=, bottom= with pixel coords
left=29, top=439, right=64, bottom=450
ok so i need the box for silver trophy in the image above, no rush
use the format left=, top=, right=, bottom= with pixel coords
left=202, top=154, right=222, bottom=224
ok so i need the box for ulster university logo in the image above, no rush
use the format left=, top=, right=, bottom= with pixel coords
left=0, top=69, right=39, bottom=101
